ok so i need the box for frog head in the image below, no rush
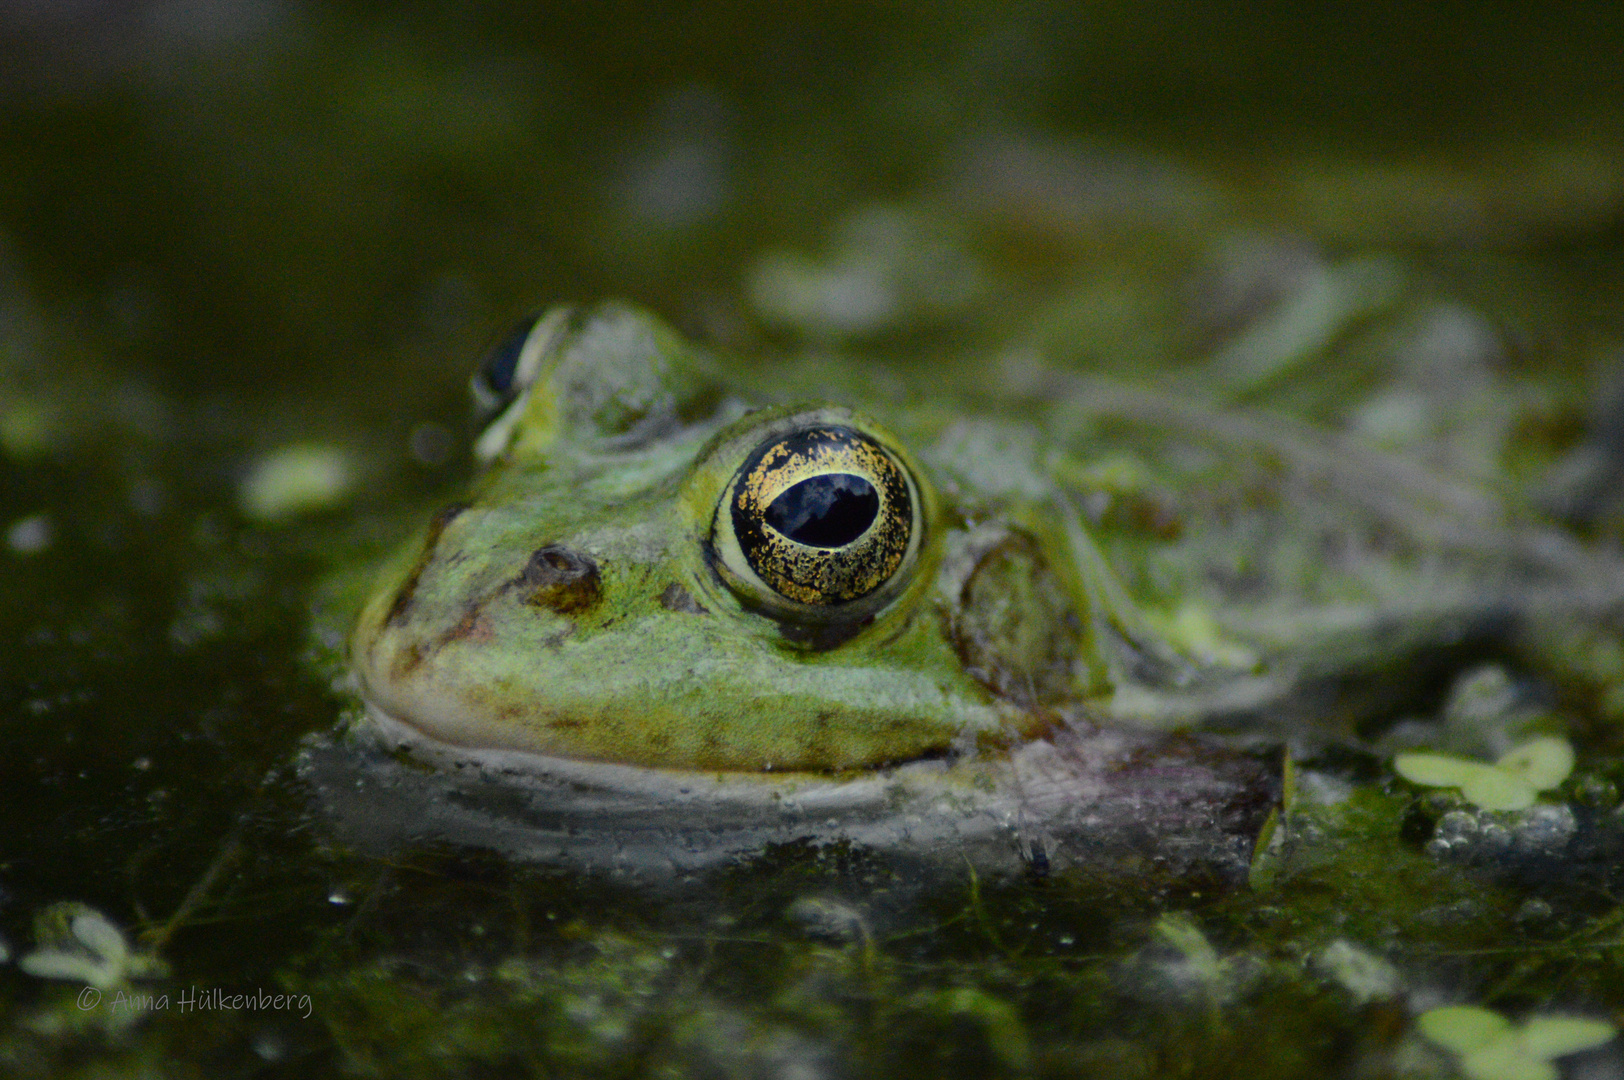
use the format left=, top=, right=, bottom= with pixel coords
left=350, top=303, right=1102, bottom=773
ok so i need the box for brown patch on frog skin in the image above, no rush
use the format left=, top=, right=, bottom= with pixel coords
left=388, top=600, right=499, bottom=680
left=483, top=699, right=586, bottom=734
left=388, top=640, right=430, bottom=680
left=389, top=577, right=543, bottom=680
left=658, top=582, right=709, bottom=614
left=519, top=544, right=601, bottom=614
left=385, top=502, right=470, bottom=627
left=434, top=602, right=496, bottom=649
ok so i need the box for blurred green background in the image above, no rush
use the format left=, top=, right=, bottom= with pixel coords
left=4, top=2, right=1624, bottom=1076
left=5, top=0, right=1623, bottom=409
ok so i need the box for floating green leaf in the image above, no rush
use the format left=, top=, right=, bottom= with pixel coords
left=1517, top=1016, right=1620, bottom=1059
left=1417, top=1005, right=1616, bottom=1080
left=1494, top=737, right=1574, bottom=791
left=1458, top=768, right=1539, bottom=812
left=1419, top=1006, right=1512, bottom=1056
left=1459, top=1040, right=1557, bottom=1080
left=1393, top=737, right=1574, bottom=811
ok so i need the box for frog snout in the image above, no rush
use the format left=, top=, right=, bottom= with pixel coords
left=520, top=544, right=602, bottom=614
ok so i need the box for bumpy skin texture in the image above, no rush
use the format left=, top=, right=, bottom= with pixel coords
left=352, top=304, right=1062, bottom=773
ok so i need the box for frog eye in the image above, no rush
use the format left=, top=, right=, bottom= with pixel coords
left=712, top=423, right=923, bottom=624
left=470, top=307, right=577, bottom=463
left=470, top=315, right=540, bottom=418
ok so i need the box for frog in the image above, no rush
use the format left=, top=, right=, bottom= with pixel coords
left=309, top=300, right=1624, bottom=877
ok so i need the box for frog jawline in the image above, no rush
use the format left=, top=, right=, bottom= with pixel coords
left=360, top=700, right=985, bottom=811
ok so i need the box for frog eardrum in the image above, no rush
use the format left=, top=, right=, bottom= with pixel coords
left=712, top=422, right=924, bottom=623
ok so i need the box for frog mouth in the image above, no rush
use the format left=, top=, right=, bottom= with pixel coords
left=359, top=698, right=920, bottom=805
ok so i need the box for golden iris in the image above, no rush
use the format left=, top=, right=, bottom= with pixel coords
left=727, top=426, right=914, bottom=606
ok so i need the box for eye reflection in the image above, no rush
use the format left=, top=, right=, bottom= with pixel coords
left=764, top=473, right=879, bottom=548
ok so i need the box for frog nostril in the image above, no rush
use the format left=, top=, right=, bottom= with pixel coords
left=526, top=544, right=594, bottom=580
left=521, top=544, right=601, bottom=613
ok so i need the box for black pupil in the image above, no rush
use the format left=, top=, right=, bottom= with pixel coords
left=764, top=473, right=879, bottom=548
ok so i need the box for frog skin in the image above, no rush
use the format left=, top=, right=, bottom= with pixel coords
left=314, top=302, right=1624, bottom=875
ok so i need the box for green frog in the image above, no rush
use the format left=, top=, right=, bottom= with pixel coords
left=315, top=300, right=1624, bottom=874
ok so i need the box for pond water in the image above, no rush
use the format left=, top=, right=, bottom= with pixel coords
left=4, top=3, right=1624, bottom=1077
